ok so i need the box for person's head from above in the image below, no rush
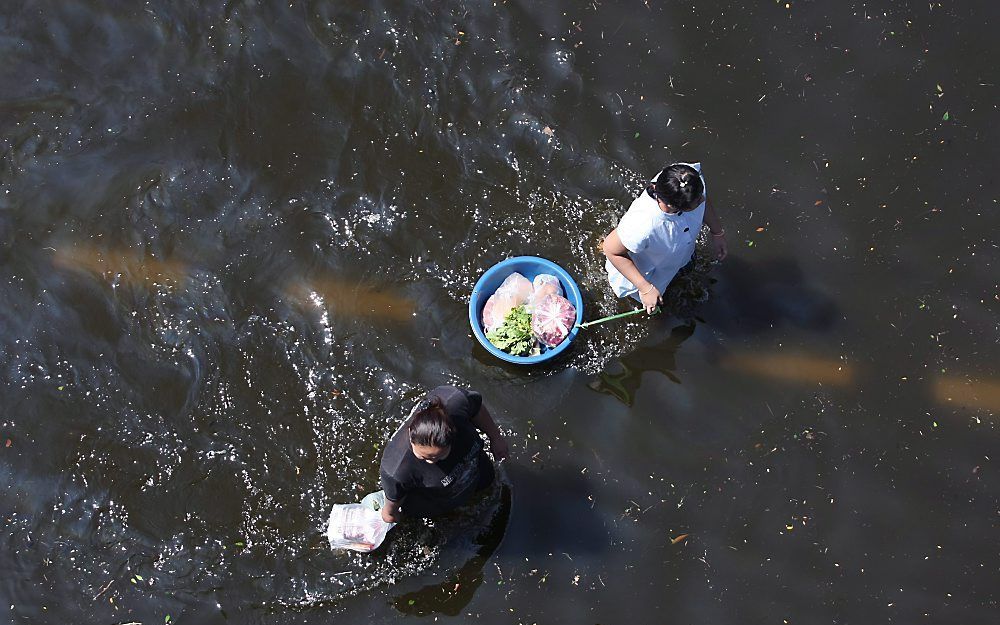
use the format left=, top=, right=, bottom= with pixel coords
left=648, top=163, right=705, bottom=213
left=408, top=396, right=455, bottom=463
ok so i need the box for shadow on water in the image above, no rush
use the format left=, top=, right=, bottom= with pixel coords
left=587, top=253, right=842, bottom=405
left=494, top=462, right=609, bottom=558
left=365, top=461, right=608, bottom=618
left=703, top=255, right=839, bottom=336
left=588, top=322, right=697, bottom=406
left=581, top=247, right=712, bottom=405
left=391, top=484, right=512, bottom=617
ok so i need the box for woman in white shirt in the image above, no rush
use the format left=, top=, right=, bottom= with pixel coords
left=603, top=162, right=728, bottom=313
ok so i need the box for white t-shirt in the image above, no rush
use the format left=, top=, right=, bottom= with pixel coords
left=605, top=162, right=707, bottom=298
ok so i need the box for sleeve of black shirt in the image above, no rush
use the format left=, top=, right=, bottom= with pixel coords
left=432, top=385, right=483, bottom=422
left=458, top=388, right=483, bottom=420
left=380, top=469, right=407, bottom=503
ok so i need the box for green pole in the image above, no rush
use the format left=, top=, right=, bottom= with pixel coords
left=575, top=306, right=661, bottom=329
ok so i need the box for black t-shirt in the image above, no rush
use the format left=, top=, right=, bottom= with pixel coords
left=379, top=386, right=495, bottom=518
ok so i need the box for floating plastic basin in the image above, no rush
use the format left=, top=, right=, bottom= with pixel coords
left=469, top=256, right=584, bottom=364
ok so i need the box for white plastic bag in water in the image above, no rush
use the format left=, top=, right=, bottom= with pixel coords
left=327, top=491, right=396, bottom=552
left=529, top=274, right=563, bottom=308
left=482, top=272, right=534, bottom=332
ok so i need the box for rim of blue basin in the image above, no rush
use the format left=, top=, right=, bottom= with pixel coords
left=469, top=256, right=584, bottom=364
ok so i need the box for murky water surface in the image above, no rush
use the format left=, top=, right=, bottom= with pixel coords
left=2, top=1, right=997, bottom=623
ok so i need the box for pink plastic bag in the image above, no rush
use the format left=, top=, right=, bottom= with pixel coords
left=529, top=274, right=563, bottom=308
left=482, top=272, right=533, bottom=332
left=531, top=293, right=576, bottom=347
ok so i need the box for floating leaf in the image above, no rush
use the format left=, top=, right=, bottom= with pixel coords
left=235, top=542, right=245, bottom=547
left=671, top=533, right=690, bottom=544
left=135, top=575, right=144, bottom=581
left=634, top=132, right=640, bottom=139
left=165, top=616, right=171, bottom=624
left=936, top=84, right=943, bottom=92
left=942, top=111, right=950, bottom=121
left=407, top=599, right=415, bottom=605
left=58, top=386, right=64, bottom=391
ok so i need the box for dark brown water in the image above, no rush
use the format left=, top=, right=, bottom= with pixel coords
left=2, top=1, right=997, bottom=623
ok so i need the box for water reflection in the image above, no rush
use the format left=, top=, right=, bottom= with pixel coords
left=285, top=280, right=415, bottom=322
left=52, top=245, right=189, bottom=285
left=933, top=375, right=1000, bottom=415
left=588, top=323, right=697, bottom=405
left=50, top=244, right=416, bottom=322
left=720, top=351, right=855, bottom=387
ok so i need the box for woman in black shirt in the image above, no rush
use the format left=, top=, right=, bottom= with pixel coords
left=379, top=386, right=509, bottom=523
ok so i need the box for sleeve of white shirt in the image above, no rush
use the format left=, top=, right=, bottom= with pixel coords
left=615, top=203, right=651, bottom=254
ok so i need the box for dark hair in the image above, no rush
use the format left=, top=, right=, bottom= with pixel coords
left=647, top=164, right=704, bottom=211
left=408, top=396, right=455, bottom=448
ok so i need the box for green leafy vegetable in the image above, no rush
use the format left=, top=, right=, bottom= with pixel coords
left=486, top=305, right=536, bottom=356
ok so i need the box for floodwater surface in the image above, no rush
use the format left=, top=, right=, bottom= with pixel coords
left=1, top=1, right=998, bottom=624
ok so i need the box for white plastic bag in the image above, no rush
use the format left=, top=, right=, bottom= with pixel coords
left=327, top=491, right=395, bottom=552
left=531, top=293, right=576, bottom=347
left=482, top=272, right=534, bottom=332
left=529, top=274, right=563, bottom=308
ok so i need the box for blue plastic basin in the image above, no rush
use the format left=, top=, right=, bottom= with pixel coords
left=469, top=256, right=584, bottom=364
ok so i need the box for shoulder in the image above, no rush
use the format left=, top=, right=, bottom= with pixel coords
left=620, top=193, right=658, bottom=226
left=380, top=427, right=413, bottom=478
left=429, top=385, right=483, bottom=420
left=617, top=194, right=659, bottom=250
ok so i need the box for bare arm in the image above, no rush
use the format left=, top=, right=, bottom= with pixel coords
left=602, top=229, right=660, bottom=313
left=702, top=196, right=727, bottom=260
left=470, top=404, right=509, bottom=462
left=381, top=497, right=403, bottom=523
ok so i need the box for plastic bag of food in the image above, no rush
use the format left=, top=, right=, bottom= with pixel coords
left=529, top=274, right=563, bottom=308
left=482, top=272, right=533, bottom=332
left=327, top=491, right=395, bottom=552
left=531, top=293, right=576, bottom=347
